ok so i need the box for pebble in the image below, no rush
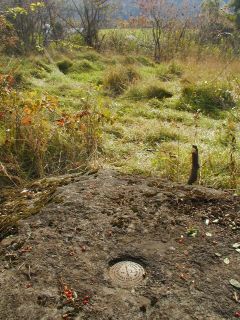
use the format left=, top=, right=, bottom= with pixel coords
left=233, top=243, right=240, bottom=249
left=215, top=253, right=222, bottom=257
left=205, top=219, right=210, bottom=226
left=230, top=279, right=240, bottom=289
left=206, top=233, right=212, bottom=237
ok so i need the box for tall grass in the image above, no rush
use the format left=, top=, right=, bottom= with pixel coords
left=0, top=48, right=239, bottom=192
left=0, top=73, right=108, bottom=184
left=103, top=65, right=140, bottom=95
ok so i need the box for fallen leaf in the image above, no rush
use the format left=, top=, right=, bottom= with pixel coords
left=83, top=295, right=90, bottom=305
left=19, top=246, right=32, bottom=254
left=64, top=285, right=74, bottom=300
left=21, top=116, right=32, bottom=126
left=0, top=112, right=5, bottom=120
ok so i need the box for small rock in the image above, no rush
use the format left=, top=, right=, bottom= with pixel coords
left=230, top=279, right=240, bottom=289
left=215, top=253, right=222, bottom=257
left=127, top=223, right=136, bottom=233
left=233, top=243, right=240, bottom=249
left=205, top=219, right=210, bottom=226
left=224, top=258, right=230, bottom=265
left=21, top=188, right=29, bottom=194
left=206, top=233, right=212, bottom=237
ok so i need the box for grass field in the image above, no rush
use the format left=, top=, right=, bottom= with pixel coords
left=0, top=48, right=239, bottom=191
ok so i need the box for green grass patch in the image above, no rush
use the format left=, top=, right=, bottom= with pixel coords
left=69, top=59, right=95, bottom=73
left=127, top=84, right=173, bottom=101
left=178, top=81, right=236, bottom=115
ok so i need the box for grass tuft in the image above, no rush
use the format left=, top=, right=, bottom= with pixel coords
left=127, top=84, right=173, bottom=101
left=103, top=65, right=140, bottom=95
left=178, top=82, right=236, bottom=114
left=157, top=62, right=184, bottom=81
left=70, top=60, right=95, bottom=73
left=57, top=59, right=73, bottom=74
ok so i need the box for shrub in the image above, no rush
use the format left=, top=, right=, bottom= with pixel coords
left=179, top=82, right=236, bottom=114
left=0, top=15, right=19, bottom=54
left=103, top=65, right=140, bottom=95
left=57, top=59, right=73, bottom=74
left=0, top=73, right=108, bottom=183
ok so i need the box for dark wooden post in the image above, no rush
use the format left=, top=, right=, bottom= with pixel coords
left=188, top=145, right=200, bottom=185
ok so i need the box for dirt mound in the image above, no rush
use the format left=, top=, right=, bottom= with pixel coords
left=0, top=170, right=240, bottom=320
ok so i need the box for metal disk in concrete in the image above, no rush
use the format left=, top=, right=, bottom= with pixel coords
left=109, top=261, right=146, bottom=288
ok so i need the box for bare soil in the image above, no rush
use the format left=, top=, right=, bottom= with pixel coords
left=0, top=170, right=240, bottom=320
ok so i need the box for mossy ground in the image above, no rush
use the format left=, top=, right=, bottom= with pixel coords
left=0, top=49, right=239, bottom=192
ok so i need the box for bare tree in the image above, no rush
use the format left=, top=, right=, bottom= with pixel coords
left=2, top=0, right=64, bottom=52
left=137, top=0, right=193, bottom=62
left=66, top=0, right=111, bottom=49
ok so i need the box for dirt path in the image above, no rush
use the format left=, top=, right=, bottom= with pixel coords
left=0, top=170, right=240, bottom=320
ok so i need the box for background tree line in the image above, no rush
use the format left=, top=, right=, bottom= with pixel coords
left=0, top=0, right=239, bottom=60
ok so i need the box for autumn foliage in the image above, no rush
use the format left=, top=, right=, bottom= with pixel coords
left=0, top=72, right=108, bottom=183
left=0, top=15, right=19, bottom=53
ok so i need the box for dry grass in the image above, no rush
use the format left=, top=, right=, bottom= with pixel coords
left=0, top=50, right=239, bottom=192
